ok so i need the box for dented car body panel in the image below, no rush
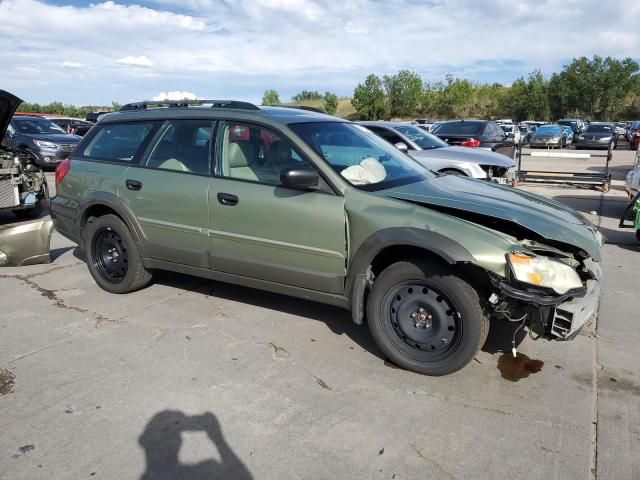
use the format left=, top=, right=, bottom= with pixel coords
left=51, top=105, right=603, bottom=345
left=0, top=218, right=54, bottom=266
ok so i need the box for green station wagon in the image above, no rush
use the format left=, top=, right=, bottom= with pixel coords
left=50, top=100, right=603, bottom=375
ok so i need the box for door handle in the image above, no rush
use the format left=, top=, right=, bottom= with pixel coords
left=217, top=192, right=239, bottom=206
left=126, top=179, right=143, bottom=191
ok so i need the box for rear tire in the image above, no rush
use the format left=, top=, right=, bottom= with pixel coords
left=84, top=214, right=152, bottom=294
left=367, top=260, right=488, bottom=376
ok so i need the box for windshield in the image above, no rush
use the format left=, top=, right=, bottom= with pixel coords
left=391, top=125, right=448, bottom=149
left=432, top=121, right=483, bottom=135
left=586, top=124, right=613, bottom=133
left=13, top=117, right=66, bottom=135
left=289, top=122, right=430, bottom=191
left=535, top=126, right=562, bottom=135
left=558, top=120, right=578, bottom=128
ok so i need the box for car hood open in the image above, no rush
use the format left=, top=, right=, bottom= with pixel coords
left=411, top=146, right=514, bottom=168
left=0, top=90, right=22, bottom=138
left=377, top=175, right=603, bottom=261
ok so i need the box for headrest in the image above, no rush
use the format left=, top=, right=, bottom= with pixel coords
left=228, top=142, right=255, bottom=168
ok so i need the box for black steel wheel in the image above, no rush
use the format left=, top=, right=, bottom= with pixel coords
left=383, top=282, right=462, bottom=360
left=84, top=214, right=152, bottom=294
left=367, top=260, right=488, bottom=376
left=92, top=228, right=129, bottom=283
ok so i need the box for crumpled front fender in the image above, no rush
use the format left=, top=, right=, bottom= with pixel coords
left=0, top=218, right=54, bottom=266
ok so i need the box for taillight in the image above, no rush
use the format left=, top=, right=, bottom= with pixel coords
left=55, top=158, right=71, bottom=187
left=460, top=138, right=481, bottom=148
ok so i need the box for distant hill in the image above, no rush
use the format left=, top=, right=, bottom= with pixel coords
left=285, top=98, right=357, bottom=119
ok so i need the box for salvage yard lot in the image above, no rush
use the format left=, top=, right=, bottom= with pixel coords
left=1, top=149, right=639, bottom=479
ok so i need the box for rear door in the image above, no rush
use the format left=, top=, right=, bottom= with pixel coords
left=117, top=119, right=214, bottom=268
left=208, top=121, right=346, bottom=293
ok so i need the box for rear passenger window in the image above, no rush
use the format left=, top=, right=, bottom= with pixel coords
left=81, top=122, right=155, bottom=162
left=144, top=120, right=213, bottom=175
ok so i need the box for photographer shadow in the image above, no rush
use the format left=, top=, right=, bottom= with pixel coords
left=139, top=410, right=252, bottom=480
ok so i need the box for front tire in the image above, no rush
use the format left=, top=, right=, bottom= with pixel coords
left=367, top=260, right=488, bottom=376
left=84, top=214, right=152, bottom=294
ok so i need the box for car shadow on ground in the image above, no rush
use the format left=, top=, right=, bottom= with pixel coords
left=71, top=249, right=526, bottom=361
left=138, top=410, right=252, bottom=480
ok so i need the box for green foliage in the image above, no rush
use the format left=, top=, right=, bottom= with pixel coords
left=324, top=92, right=338, bottom=115
left=292, top=90, right=322, bottom=102
left=262, top=89, right=281, bottom=106
left=383, top=70, right=423, bottom=117
left=16, top=101, right=103, bottom=119
left=352, top=74, right=387, bottom=120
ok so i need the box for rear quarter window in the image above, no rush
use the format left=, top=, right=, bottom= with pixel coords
left=78, top=122, right=156, bottom=163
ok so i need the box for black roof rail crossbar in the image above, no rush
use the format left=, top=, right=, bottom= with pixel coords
left=120, top=99, right=260, bottom=111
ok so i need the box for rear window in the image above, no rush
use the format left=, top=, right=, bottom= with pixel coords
left=79, top=122, right=156, bottom=162
left=585, top=124, right=613, bottom=133
left=432, top=121, right=483, bottom=135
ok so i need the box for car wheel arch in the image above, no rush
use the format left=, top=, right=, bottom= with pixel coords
left=346, top=228, right=479, bottom=325
left=77, top=193, right=145, bottom=253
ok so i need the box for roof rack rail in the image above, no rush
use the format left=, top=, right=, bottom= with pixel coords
left=120, top=99, right=260, bottom=111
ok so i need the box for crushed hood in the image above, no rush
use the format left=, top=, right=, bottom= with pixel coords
left=0, top=90, right=22, bottom=139
left=378, top=175, right=603, bottom=261
left=412, top=146, right=514, bottom=168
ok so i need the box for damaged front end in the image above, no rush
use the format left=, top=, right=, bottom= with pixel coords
left=489, top=250, right=601, bottom=340
left=0, top=146, right=49, bottom=217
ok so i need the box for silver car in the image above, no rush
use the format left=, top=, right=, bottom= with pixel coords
left=358, top=121, right=514, bottom=182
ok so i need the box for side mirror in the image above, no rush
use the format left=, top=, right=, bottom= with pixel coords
left=280, top=167, right=319, bottom=189
left=506, top=132, right=515, bottom=138
left=394, top=142, right=409, bottom=153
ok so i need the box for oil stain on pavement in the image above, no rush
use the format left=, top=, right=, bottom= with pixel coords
left=497, top=352, right=544, bottom=381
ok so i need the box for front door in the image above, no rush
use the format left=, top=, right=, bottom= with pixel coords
left=118, top=119, right=214, bottom=268
left=208, top=121, right=346, bottom=293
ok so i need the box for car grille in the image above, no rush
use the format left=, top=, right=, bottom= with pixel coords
left=59, top=143, right=77, bottom=151
left=0, top=178, right=20, bottom=209
left=480, top=165, right=508, bottom=177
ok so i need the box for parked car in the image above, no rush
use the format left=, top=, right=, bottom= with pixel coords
left=627, top=120, right=640, bottom=150
left=517, top=124, right=534, bottom=144
left=0, top=90, right=50, bottom=219
left=431, top=120, right=516, bottom=157
left=614, top=122, right=627, bottom=138
left=575, top=123, right=617, bottom=150
left=47, top=116, right=94, bottom=136
left=358, top=121, right=514, bottom=182
left=529, top=124, right=565, bottom=148
left=3, top=114, right=81, bottom=167
left=560, top=125, right=574, bottom=145
left=498, top=123, right=521, bottom=145
left=557, top=119, right=586, bottom=141
left=625, top=149, right=640, bottom=198
left=51, top=100, right=603, bottom=376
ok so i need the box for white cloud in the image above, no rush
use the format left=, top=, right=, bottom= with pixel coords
left=153, top=91, right=198, bottom=101
left=117, top=55, right=154, bottom=68
left=0, top=0, right=638, bottom=104
left=62, top=61, right=84, bottom=69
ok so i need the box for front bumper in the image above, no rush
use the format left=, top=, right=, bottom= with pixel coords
left=31, top=146, right=76, bottom=165
left=495, top=260, right=602, bottom=340
left=549, top=262, right=601, bottom=339
left=576, top=139, right=611, bottom=149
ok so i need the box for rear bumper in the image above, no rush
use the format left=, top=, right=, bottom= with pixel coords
left=50, top=196, right=81, bottom=244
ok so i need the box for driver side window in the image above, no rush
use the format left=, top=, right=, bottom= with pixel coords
left=216, top=122, right=311, bottom=186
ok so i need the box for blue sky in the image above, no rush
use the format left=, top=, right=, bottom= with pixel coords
left=1, top=0, right=638, bottom=106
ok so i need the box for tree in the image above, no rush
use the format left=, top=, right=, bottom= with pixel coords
left=352, top=74, right=386, bottom=120
left=262, top=89, right=281, bottom=106
left=324, top=92, right=338, bottom=115
left=383, top=70, right=423, bottom=117
left=292, top=90, right=322, bottom=102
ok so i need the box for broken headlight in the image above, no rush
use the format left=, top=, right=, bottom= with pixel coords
left=507, top=252, right=583, bottom=295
